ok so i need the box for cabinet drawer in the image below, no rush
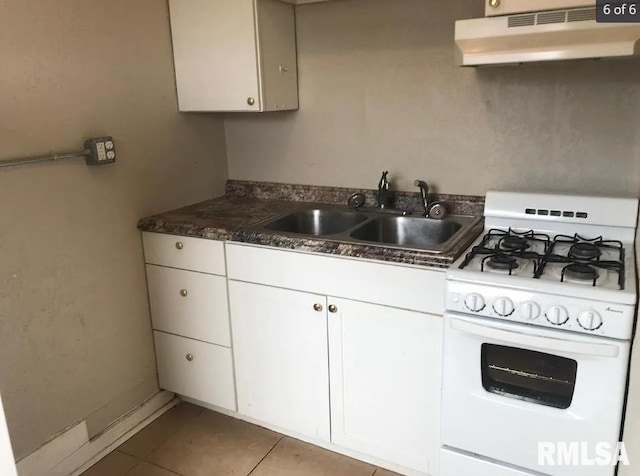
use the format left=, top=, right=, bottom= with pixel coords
left=146, top=265, right=231, bottom=347
left=154, top=331, right=236, bottom=411
left=142, top=232, right=226, bottom=275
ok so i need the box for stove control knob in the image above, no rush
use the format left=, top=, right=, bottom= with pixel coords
left=521, top=301, right=541, bottom=320
left=493, top=297, right=515, bottom=317
left=577, top=310, right=603, bottom=331
left=464, top=293, right=486, bottom=312
left=545, top=305, right=569, bottom=326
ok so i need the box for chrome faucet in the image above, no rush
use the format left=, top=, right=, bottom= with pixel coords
left=414, top=179, right=446, bottom=219
left=414, top=180, right=430, bottom=214
left=377, top=171, right=391, bottom=209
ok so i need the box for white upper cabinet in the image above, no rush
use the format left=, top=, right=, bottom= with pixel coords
left=169, top=0, right=299, bottom=112
left=0, top=394, right=16, bottom=476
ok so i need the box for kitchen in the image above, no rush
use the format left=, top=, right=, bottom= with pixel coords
left=0, top=0, right=639, bottom=475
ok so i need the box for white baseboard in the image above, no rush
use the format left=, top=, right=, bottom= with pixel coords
left=17, top=391, right=178, bottom=476
left=180, top=396, right=428, bottom=476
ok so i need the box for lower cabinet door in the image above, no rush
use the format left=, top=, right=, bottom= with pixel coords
left=328, top=298, right=443, bottom=474
left=229, top=281, right=331, bottom=442
left=154, top=331, right=236, bottom=411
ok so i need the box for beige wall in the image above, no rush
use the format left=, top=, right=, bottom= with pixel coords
left=225, top=0, right=640, bottom=197
left=0, top=0, right=227, bottom=459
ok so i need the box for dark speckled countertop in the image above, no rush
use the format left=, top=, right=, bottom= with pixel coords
left=137, top=180, right=486, bottom=268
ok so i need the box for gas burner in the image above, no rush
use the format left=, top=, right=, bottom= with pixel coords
left=499, top=236, right=530, bottom=252
left=486, top=254, right=519, bottom=271
left=480, top=228, right=552, bottom=255
left=562, top=263, right=599, bottom=284
left=460, top=242, right=542, bottom=277
left=569, top=243, right=602, bottom=261
left=553, top=234, right=624, bottom=260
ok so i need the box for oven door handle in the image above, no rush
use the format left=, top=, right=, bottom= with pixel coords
left=450, top=318, right=620, bottom=358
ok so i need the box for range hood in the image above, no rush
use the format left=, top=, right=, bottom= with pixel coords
left=455, top=5, right=640, bottom=66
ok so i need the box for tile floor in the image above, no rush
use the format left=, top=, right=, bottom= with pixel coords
left=81, top=402, right=401, bottom=476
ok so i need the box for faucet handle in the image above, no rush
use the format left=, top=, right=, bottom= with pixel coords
left=427, top=201, right=447, bottom=220
left=378, top=171, right=390, bottom=189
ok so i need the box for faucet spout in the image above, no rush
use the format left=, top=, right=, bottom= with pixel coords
left=414, top=180, right=429, bottom=215
left=377, top=171, right=391, bottom=208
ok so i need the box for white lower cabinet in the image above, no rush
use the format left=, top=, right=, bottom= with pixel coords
left=229, top=281, right=331, bottom=442
left=154, top=331, right=236, bottom=411
left=144, top=237, right=445, bottom=475
left=328, top=298, right=443, bottom=475
left=143, top=233, right=236, bottom=411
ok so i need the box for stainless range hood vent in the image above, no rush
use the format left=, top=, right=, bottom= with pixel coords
left=455, top=6, right=640, bottom=66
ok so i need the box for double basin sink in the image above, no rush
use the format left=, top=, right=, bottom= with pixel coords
left=256, top=205, right=481, bottom=253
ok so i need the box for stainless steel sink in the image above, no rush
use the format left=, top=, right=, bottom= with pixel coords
left=349, top=216, right=467, bottom=249
left=256, top=205, right=481, bottom=253
left=263, top=208, right=367, bottom=236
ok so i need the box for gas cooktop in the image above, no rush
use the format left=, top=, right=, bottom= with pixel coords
left=446, top=191, right=638, bottom=340
left=460, top=228, right=626, bottom=290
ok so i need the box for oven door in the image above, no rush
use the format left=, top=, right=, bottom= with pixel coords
left=441, top=312, right=630, bottom=476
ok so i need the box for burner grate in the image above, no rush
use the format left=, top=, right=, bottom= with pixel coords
left=540, top=234, right=626, bottom=289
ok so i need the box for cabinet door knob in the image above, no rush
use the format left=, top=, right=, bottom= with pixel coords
left=175, top=241, right=184, bottom=250
left=247, top=97, right=256, bottom=106
left=185, top=354, right=194, bottom=362
left=328, top=304, right=338, bottom=313
left=180, top=289, right=188, bottom=297
left=313, top=303, right=323, bottom=312
left=488, top=0, right=500, bottom=7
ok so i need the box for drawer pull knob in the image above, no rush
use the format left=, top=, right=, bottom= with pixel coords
left=313, top=303, right=323, bottom=312
left=185, top=354, right=194, bottom=362
left=328, top=304, right=338, bottom=313
left=175, top=242, right=184, bottom=250
left=180, top=289, right=188, bottom=297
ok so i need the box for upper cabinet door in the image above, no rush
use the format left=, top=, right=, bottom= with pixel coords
left=169, top=0, right=298, bottom=112
left=0, top=394, right=17, bottom=476
left=257, top=0, right=299, bottom=111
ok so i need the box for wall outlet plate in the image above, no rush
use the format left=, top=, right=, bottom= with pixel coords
left=84, top=137, right=116, bottom=165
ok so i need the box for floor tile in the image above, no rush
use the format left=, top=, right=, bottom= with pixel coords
left=82, top=450, right=139, bottom=476
left=250, top=437, right=376, bottom=476
left=119, top=403, right=204, bottom=458
left=373, top=469, right=402, bottom=476
left=125, top=461, right=182, bottom=476
left=147, top=410, right=282, bottom=476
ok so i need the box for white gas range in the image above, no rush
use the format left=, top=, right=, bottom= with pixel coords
left=440, top=191, right=639, bottom=476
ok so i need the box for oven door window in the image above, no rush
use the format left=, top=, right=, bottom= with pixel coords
left=481, top=344, right=578, bottom=409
